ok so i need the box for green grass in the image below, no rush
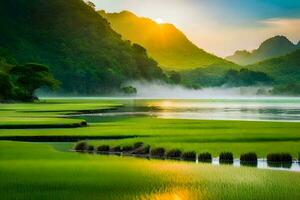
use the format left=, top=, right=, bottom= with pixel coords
left=1, top=99, right=300, bottom=157
left=1, top=99, right=300, bottom=199
left=1, top=141, right=300, bottom=200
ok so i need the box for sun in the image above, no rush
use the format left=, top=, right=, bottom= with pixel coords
left=155, top=18, right=164, bottom=24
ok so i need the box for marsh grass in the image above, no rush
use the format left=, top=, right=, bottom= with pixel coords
left=182, top=151, right=196, bottom=161
left=97, top=145, right=110, bottom=153
left=198, top=152, right=212, bottom=163
left=219, top=152, right=234, bottom=164
left=166, top=149, right=182, bottom=160
left=74, top=141, right=88, bottom=152
left=150, top=147, right=165, bottom=158
left=267, top=153, right=293, bottom=168
left=240, top=152, right=258, bottom=166
left=2, top=141, right=300, bottom=200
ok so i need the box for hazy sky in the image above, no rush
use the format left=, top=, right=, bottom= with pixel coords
left=93, top=0, right=300, bottom=57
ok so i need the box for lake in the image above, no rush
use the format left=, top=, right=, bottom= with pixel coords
left=75, top=98, right=300, bottom=122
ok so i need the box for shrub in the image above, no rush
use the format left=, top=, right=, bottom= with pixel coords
left=97, top=145, right=110, bottom=152
left=74, top=141, right=88, bottom=152
left=133, top=145, right=150, bottom=155
left=240, top=152, right=257, bottom=166
left=122, top=145, right=133, bottom=152
left=166, top=149, right=182, bottom=159
left=87, top=145, right=94, bottom=153
left=267, top=153, right=292, bottom=163
left=133, top=142, right=144, bottom=149
left=198, top=152, right=212, bottom=163
left=281, top=153, right=293, bottom=163
left=182, top=151, right=196, bottom=161
left=110, top=146, right=121, bottom=152
left=219, top=152, right=234, bottom=164
left=150, top=147, right=165, bottom=158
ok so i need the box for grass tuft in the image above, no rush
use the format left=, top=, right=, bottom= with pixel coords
left=198, top=152, right=212, bottom=163
left=219, top=152, right=234, bottom=164
left=182, top=151, right=196, bottom=161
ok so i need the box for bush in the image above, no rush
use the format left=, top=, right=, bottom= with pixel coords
left=122, top=145, right=133, bottom=152
left=87, top=145, right=94, bottom=153
left=166, top=149, right=182, bottom=159
left=97, top=145, right=110, bottom=152
left=150, top=147, right=165, bottom=158
left=240, top=152, right=257, bottom=166
left=80, top=121, right=88, bottom=126
left=133, top=142, right=144, bottom=149
left=74, top=141, right=88, bottom=152
left=267, top=153, right=292, bottom=163
left=219, top=152, right=234, bottom=164
left=182, top=151, right=196, bottom=161
left=133, top=145, right=150, bottom=155
left=110, top=146, right=121, bottom=152
left=198, top=152, right=212, bottom=163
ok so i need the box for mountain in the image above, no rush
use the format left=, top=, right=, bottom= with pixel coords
left=0, top=0, right=166, bottom=94
left=99, top=10, right=234, bottom=71
left=247, top=49, right=300, bottom=84
left=226, top=36, right=300, bottom=65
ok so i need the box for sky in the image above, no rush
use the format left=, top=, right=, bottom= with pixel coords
left=93, top=0, right=300, bottom=57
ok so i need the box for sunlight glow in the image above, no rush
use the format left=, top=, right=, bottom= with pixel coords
left=155, top=18, right=164, bottom=24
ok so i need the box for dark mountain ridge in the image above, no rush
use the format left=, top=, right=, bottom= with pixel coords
left=0, top=0, right=166, bottom=94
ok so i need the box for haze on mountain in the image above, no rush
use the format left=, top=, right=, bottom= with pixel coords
left=226, top=36, right=300, bottom=66
left=0, top=0, right=166, bottom=94
left=99, top=10, right=233, bottom=71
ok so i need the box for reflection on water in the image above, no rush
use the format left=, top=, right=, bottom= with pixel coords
left=73, top=98, right=300, bottom=122
left=70, top=98, right=300, bottom=122
left=145, top=99, right=300, bottom=122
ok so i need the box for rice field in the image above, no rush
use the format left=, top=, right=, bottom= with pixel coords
left=0, top=99, right=300, bottom=199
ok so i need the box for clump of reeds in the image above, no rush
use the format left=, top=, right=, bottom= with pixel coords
left=150, top=147, right=165, bottom=158
left=166, top=149, right=182, bottom=160
left=219, top=152, right=234, bottom=164
left=198, top=152, right=212, bottom=163
left=240, top=152, right=257, bottom=166
left=74, top=141, right=88, bottom=152
left=182, top=151, right=196, bottom=161
left=96, top=145, right=110, bottom=153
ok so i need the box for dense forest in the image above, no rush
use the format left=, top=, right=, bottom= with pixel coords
left=248, top=49, right=300, bottom=85
left=0, top=0, right=166, bottom=95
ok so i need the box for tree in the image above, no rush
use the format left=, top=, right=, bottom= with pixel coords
left=9, top=63, right=59, bottom=101
left=85, top=1, right=96, bottom=10
left=168, top=71, right=181, bottom=84
left=0, top=72, right=13, bottom=101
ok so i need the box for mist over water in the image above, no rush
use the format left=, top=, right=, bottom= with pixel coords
left=128, top=81, right=271, bottom=99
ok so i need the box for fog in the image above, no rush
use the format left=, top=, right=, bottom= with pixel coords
left=125, top=81, right=272, bottom=99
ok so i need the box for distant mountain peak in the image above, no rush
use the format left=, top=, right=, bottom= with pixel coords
left=226, top=35, right=300, bottom=65
left=258, top=35, right=294, bottom=50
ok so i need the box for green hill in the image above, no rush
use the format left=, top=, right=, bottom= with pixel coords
left=0, top=0, right=166, bottom=94
left=247, top=49, right=300, bottom=84
left=226, top=36, right=300, bottom=65
left=99, top=10, right=233, bottom=71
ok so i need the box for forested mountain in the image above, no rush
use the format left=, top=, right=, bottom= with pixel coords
left=226, top=36, right=300, bottom=65
left=99, top=10, right=234, bottom=71
left=248, top=49, right=300, bottom=84
left=0, top=0, right=166, bottom=94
